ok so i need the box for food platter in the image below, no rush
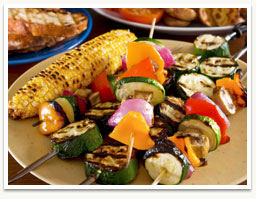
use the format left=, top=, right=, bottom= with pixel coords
left=92, top=8, right=234, bottom=36
left=8, top=39, right=247, bottom=185
left=8, top=8, right=93, bottom=66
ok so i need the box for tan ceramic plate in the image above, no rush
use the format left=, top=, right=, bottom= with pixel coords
left=8, top=39, right=247, bottom=185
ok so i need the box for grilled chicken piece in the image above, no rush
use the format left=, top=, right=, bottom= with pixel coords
left=163, top=15, right=191, bottom=27
left=8, top=8, right=88, bottom=37
left=164, top=8, right=197, bottom=21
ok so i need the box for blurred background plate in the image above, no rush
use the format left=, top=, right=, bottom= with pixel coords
left=8, top=8, right=93, bottom=66
left=93, top=8, right=234, bottom=36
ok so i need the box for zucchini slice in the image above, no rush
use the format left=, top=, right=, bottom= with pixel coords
left=114, top=77, right=165, bottom=106
left=194, top=34, right=230, bottom=60
left=143, top=140, right=190, bottom=185
left=170, top=53, right=199, bottom=79
left=199, top=57, right=238, bottom=80
left=55, top=95, right=80, bottom=123
left=178, top=114, right=221, bottom=151
left=50, top=118, right=103, bottom=159
left=85, top=101, right=120, bottom=134
left=159, top=96, right=185, bottom=126
left=176, top=73, right=216, bottom=99
left=85, top=144, right=139, bottom=185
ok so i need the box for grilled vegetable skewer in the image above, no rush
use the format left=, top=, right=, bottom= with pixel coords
left=81, top=144, right=138, bottom=185
left=8, top=119, right=103, bottom=184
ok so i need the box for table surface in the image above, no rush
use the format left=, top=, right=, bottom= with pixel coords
left=8, top=8, right=247, bottom=185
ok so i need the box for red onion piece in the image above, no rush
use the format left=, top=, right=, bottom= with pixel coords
left=62, top=90, right=74, bottom=96
left=153, top=44, right=175, bottom=68
left=122, top=54, right=127, bottom=71
left=191, top=92, right=230, bottom=128
left=186, top=165, right=194, bottom=179
left=108, top=99, right=154, bottom=127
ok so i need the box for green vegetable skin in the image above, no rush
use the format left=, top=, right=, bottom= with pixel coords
left=50, top=119, right=103, bottom=159
left=178, top=114, right=221, bottom=151
left=114, top=76, right=165, bottom=106
left=193, top=34, right=230, bottom=61
left=84, top=144, right=139, bottom=185
left=85, top=159, right=139, bottom=185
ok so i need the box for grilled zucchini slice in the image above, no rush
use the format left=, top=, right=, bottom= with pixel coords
left=143, top=140, right=190, bottom=185
left=114, top=77, right=165, bottom=106
left=176, top=73, right=216, bottom=99
left=170, top=53, right=199, bottom=80
left=199, top=57, right=238, bottom=80
left=55, top=95, right=80, bottom=123
left=84, top=144, right=138, bottom=185
left=194, top=34, right=230, bottom=60
left=85, top=101, right=120, bottom=134
left=50, top=118, right=103, bottom=159
left=178, top=114, right=221, bottom=151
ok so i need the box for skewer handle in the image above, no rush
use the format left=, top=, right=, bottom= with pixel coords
left=225, top=22, right=247, bottom=41
left=8, top=150, right=58, bottom=184
left=126, top=133, right=134, bottom=167
left=149, top=18, right=156, bottom=39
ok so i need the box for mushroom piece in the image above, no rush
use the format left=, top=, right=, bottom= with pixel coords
left=212, top=86, right=236, bottom=116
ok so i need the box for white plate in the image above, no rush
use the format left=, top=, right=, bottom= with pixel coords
left=93, top=8, right=234, bottom=36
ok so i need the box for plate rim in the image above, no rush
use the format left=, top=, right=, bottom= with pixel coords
left=8, top=8, right=93, bottom=66
left=92, top=8, right=234, bottom=33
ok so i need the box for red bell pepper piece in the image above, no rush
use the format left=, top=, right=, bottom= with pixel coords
left=116, top=57, right=158, bottom=83
left=185, top=98, right=230, bottom=144
left=91, top=71, right=116, bottom=102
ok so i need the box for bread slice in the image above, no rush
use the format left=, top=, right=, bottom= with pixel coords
left=8, top=33, right=65, bottom=52
left=163, top=15, right=191, bottom=27
left=164, top=8, right=197, bottom=21
left=199, top=8, right=216, bottom=27
left=211, top=8, right=240, bottom=26
left=8, top=8, right=88, bottom=37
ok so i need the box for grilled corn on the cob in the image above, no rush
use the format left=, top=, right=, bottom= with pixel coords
left=8, top=30, right=137, bottom=119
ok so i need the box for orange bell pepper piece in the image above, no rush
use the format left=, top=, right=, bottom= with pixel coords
left=168, top=136, right=202, bottom=168
left=116, top=57, right=158, bottom=83
left=216, top=73, right=247, bottom=107
left=109, top=111, right=154, bottom=150
left=126, top=42, right=166, bottom=84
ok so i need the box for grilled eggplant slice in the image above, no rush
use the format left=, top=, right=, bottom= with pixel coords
left=199, top=57, right=238, bottom=80
left=85, top=101, right=120, bottom=134
left=158, top=96, right=185, bottom=127
left=50, top=118, right=103, bottom=159
left=194, top=34, right=230, bottom=60
left=149, top=115, right=169, bottom=142
left=143, top=140, right=190, bottom=185
left=170, top=53, right=199, bottom=80
left=84, top=144, right=139, bottom=185
left=176, top=73, right=216, bottom=99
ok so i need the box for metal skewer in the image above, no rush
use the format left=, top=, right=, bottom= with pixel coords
left=8, top=150, right=58, bottom=184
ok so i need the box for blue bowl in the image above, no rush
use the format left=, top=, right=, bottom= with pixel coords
left=8, top=8, right=93, bottom=65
